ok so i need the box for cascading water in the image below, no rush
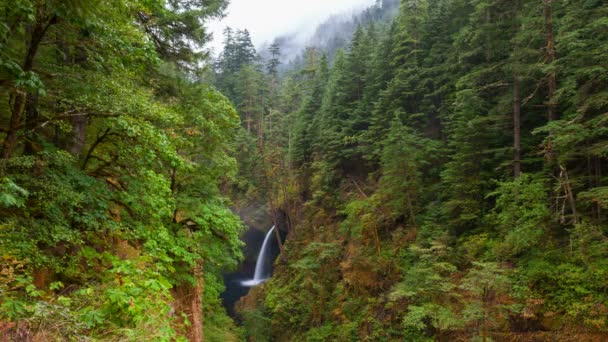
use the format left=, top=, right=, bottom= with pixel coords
left=241, top=225, right=276, bottom=287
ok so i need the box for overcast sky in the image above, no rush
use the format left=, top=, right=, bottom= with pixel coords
left=207, top=0, right=376, bottom=53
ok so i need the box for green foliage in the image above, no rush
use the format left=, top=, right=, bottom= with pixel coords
left=0, top=0, right=243, bottom=339
left=489, top=174, right=552, bottom=258
left=301, top=323, right=335, bottom=341
left=376, top=115, right=440, bottom=222
left=290, top=242, right=341, bottom=271
left=402, top=304, right=458, bottom=340
left=291, top=51, right=329, bottom=166
left=233, top=0, right=608, bottom=340
left=459, top=262, right=515, bottom=339
left=0, top=177, right=29, bottom=207
left=242, top=308, right=272, bottom=342
left=187, top=0, right=608, bottom=340
left=205, top=309, right=244, bottom=342
left=390, top=242, right=461, bottom=336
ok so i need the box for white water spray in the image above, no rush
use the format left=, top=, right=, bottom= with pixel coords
left=241, top=225, right=276, bottom=287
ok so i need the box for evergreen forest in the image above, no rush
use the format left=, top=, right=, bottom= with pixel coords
left=1, top=0, right=608, bottom=341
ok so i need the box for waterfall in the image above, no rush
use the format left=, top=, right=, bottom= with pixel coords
left=241, top=225, right=276, bottom=287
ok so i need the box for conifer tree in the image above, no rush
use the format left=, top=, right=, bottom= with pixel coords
left=291, top=50, right=328, bottom=167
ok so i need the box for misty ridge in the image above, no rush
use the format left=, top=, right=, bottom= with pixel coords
left=255, top=0, right=399, bottom=71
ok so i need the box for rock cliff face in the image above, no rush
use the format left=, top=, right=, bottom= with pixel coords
left=233, top=202, right=274, bottom=234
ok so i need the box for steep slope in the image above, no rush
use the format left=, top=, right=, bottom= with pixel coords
left=227, top=0, right=608, bottom=340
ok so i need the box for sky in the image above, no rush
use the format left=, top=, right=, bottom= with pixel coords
left=207, top=0, right=377, bottom=54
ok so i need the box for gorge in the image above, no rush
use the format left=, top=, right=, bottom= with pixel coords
left=0, top=0, right=607, bottom=341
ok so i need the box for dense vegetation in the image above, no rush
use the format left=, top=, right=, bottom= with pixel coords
left=0, top=0, right=245, bottom=340
left=214, top=0, right=608, bottom=340
left=2, top=0, right=607, bottom=340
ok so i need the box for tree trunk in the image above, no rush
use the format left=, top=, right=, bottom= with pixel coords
left=259, top=109, right=264, bottom=139
left=544, top=0, right=557, bottom=122
left=513, top=76, right=522, bottom=178
left=484, top=8, right=492, bottom=62
left=68, top=113, right=88, bottom=156
left=23, top=93, right=40, bottom=155
left=2, top=92, right=28, bottom=158
left=1, top=15, right=57, bottom=159
left=171, top=167, right=179, bottom=223
left=280, top=177, right=295, bottom=237
left=273, top=221, right=287, bottom=263
left=191, top=261, right=204, bottom=342
left=172, top=260, right=205, bottom=342
left=559, top=165, right=579, bottom=225
left=596, top=157, right=602, bottom=221
left=81, top=128, right=110, bottom=170
left=270, top=204, right=287, bottom=263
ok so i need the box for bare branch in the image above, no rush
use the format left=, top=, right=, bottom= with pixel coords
left=82, top=128, right=112, bottom=170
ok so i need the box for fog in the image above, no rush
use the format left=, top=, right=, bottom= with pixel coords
left=207, top=0, right=377, bottom=54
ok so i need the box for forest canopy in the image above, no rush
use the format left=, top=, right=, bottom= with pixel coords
left=212, top=0, right=608, bottom=340
left=1, top=0, right=608, bottom=341
left=0, top=0, right=244, bottom=340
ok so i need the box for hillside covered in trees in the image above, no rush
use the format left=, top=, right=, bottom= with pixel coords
left=213, top=0, right=608, bottom=340
left=0, top=0, right=244, bottom=340
left=1, top=0, right=608, bottom=341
